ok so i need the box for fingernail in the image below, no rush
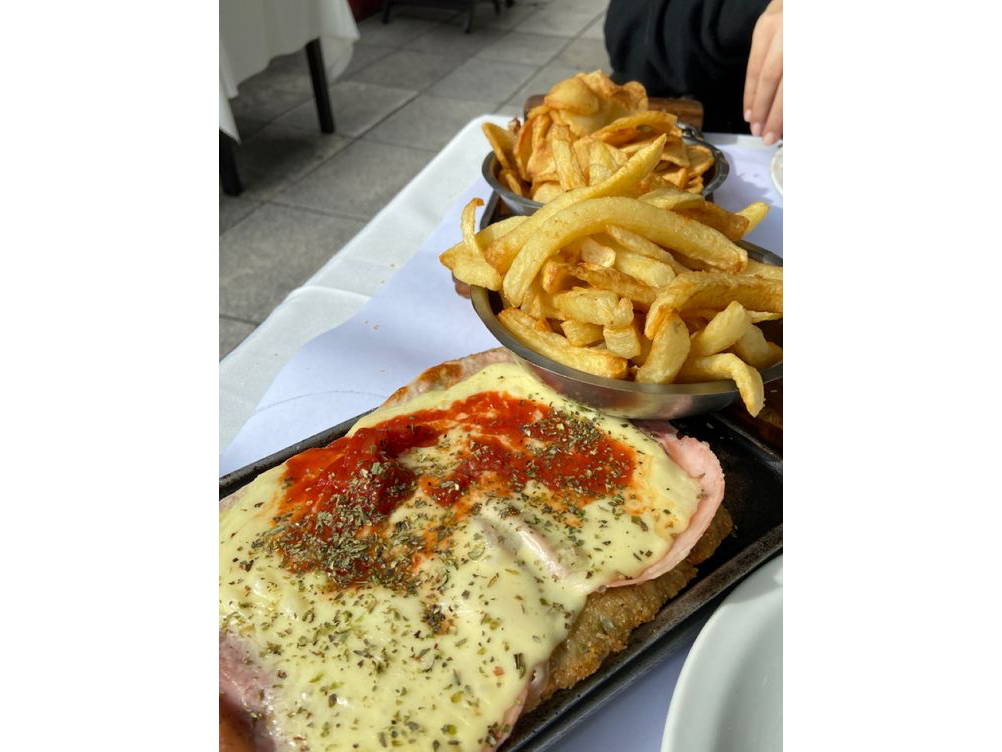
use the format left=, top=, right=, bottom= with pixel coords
left=751, top=122, right=762, bottom=137
left=744, top=109, right=751, bottom=122
left=763, top=131, right=776, bottom=145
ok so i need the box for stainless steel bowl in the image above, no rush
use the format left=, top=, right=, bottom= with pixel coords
left=481, top=124, right=731, bottom=217
left=469, top=242, right=781, bottom=420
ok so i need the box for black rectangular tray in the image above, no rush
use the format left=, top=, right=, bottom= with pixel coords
left=219, top=409, right=782, bottom=751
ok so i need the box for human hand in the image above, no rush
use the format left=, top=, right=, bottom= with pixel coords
left=743, top=0, right=783, bottom=145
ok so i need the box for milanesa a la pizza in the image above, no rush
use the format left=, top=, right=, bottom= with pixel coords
left=219, top=349, right=729, bottom=751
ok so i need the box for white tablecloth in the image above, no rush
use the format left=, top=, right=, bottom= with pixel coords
left=217, top=114, right=783, bottom=750
left=220, top=0, right=359, bottom=141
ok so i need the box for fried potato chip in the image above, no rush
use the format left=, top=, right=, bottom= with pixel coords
left=544, top=76, right=600, bottom=115
left=677, top=353, right=765, bottom=416
left=552, top=129, right=587, bottom=190
left=731, top=324, right=783, bottom=369
left=560, top=318, right=605, bottom=346
left=685, top=176, right=704, bottom=194
left=684, top=144, right=715, bottom=177
left=689, top=301, right=753, bottom=357
left=591, top=112, right=680, bottom=145
left=498, top=168, right=525, bottom=197
left=657, top=163, right=689, bottom=189
left=645, top=272, right=781, bottom=340
left=658, top=138, right=690, bottom=167
left=636, top=314, right=690, bottom=384
left=482, top=122, right=516, bottom=172
left=531, top=181, right=564, bottom=203
left=499, top=308, right=628, bottom=379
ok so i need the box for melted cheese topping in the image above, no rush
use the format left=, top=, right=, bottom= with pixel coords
left=219, top=362, right=701, bottom=751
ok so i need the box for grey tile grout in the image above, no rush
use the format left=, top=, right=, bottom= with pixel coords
left=220, top=313, right=262, bottom=326
left=263, top=196, right=374, bottom=224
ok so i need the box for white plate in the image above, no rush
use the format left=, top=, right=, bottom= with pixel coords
left=770, top=146, right=783, bottom=196
left=661, top=556, right=783, bottom=752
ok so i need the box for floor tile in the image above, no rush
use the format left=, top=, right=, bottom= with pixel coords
left=220, top=317, right=258, bottom=360
left=341, top=43, right=397, bottom=80
left=553, top=37, right=610, bottom=72
left=547, top=0, right=609, bottom=14
left=474, top=31, right=570, bottom=66
left=356, top=13, right=443, bottom=48
left=513, top=6, right=595, bottom=37
left=235, top=125, right=351, bottom=200
left=220, top=204, right=365, bottom=322
left=349, top=49, right=467, bottom=93
left=428, top=57, right=537, bottom=105
left=364, top=95, right=495, bottom=151
left=273, top=80, right=417, bottom=138
left=232, top=115, right=267, bottom=140
left=580, top=14, right=606, bottom=41
left=467, top=2, right=542, bottom=31
left=403, top=21, right=505, bottom=59
left=229, top=57, right=315, bottom=124
left=275, top=140, right=434, bottom=219
left=219, top=195, right=261, bottom=234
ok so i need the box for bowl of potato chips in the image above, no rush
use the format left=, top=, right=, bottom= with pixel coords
left=481, top=70, right=729, bottom=216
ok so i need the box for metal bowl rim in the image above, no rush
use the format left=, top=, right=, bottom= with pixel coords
left=480, top=133, right=731, bottom=214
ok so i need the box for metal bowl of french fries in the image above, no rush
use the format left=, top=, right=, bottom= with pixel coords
left=471, top=278, right=781, bottom=420
left=440, top=133, right=782, bottom=421
left=481, top=70, right=730, bottom=216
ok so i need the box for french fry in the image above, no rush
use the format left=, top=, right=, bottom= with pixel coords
left=686, top=308, right=782, bottom=324
left=645, top=272, right=782, bottom=339
left=499, top=168, right=525, bottom=197
left=613, top=248, right=675, bottom=287
left=461, top=198, right=485, bottom=256
left=689, top=301, right=752, bottom=357
left=440, top=215, right=527, bottom=289
left=676, top=203, right=750, bottom=242
left=604, top=225, right=688, bottom=273
left=503, top=196, right=746, bottom=305
left=532, top=182, right=564, bottom=203
left=739, top=259, right=783, bottom=281
left=603, top=317, right=642, bottom=359
left=737, top=202, right=770, bottom=235
left=484, top=136, right=666, bottom=276
left=550, top=288, right=621, bottom=326
left=636, top=314, right=689, bottom=384
left=677, top=353, right=765, bottom=416
left=561, top=319, right=605, bottom=346
left=540, top=257, right=574, bottom=292
left=579, top=237, right=616, bottom=267
left=731, top=324, right=783, bottom=369
left=638, top=186, right=705, bottom=212
left=499, top=308, right=628, bottom=379
left=572, top=261, right=658, bottom=308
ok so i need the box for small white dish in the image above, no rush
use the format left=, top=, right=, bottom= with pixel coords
left=661, top=556, right=783, bottom=752
left=770, top=145, right=783, bottom=196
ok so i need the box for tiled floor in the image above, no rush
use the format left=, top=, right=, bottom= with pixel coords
left=220, top=0, right=611, bottom=359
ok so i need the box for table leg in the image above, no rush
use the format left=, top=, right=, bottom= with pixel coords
left=381, top=0, right=392, bottom=23
left=492, top=0, right=500, bottom=14
left=219, top=131, right=242, bottom=196
left=305, top=39, right=335, bottom=134
left=465, top=0, right=475, bottom=33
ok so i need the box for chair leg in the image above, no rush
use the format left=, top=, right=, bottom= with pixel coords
left=305, top=39, right=335, bottom=134
left=493, top=0, right=500, bottom=14
left=381, top=0, right=392, bottom=23
left=465, top=0, right=475, bottom=32
left=219, top=131, right=242, bottom=196
left=505, top=0, right=513, bottom=7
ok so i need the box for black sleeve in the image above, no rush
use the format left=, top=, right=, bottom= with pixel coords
left=604, top=0, right=769, bottom=132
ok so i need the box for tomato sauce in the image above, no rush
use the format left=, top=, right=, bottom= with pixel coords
left=265, top=392, right=635, bottom=587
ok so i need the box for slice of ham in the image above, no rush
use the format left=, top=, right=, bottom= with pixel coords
left=605, top=421, right=725, bottom=588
